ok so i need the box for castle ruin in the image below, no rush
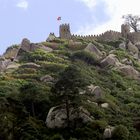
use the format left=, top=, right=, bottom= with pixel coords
left=59, top=24, right=71, bottom=39
left=59, top=23, right=140, bottom=44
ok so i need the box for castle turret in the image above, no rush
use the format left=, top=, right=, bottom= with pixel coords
left=121, top=24, right=130, bottom=38
left=59, top=24, right=71, bottom=39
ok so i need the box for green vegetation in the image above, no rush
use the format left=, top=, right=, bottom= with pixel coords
left=1, top=38, right=140, bottom=140
left=71, top=50, right=99, bottom=65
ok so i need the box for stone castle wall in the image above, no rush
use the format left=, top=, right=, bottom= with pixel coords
left=59, top=24, right=71, bottom=39
left=97, top=31, right=122, bottom=41
left=71, top=34, right=96, bottom=41
left=59, top=23, right=140, bottom=43
left=71, top=30, right=122, bottom=42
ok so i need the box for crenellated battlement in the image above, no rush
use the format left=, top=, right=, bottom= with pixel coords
left=71, top=34, right=97, bottom=41
left=71, top=30, right=121, bottom=42
left=97, top=30, right=122, bottom=41
left=59, top=24, right=71, bottom=39
left=59, top=23, right=140, bottom=43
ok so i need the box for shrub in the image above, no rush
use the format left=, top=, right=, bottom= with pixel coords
left=71, top=51, right=99, bottom=65
left=50, top=134, right=64, bottom=140
left=22, top=49, right=68, bottom=64
left=112, top=125, right=129, bottom=140
left=41, top=62, right=67, bottom=75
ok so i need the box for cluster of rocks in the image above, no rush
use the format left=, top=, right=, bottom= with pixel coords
left=100, top=54, right=122, bottom=67
left=127, top=41, right=139, bottom=59
left=46, top=105, right=94, bottom=128
left=0, top=57, right=12, bottom=72
left=20, top=38, right=52, bottom=52
left=3, top=46, right=19, bottom=59
left=83, top=42, right=140, bottom=79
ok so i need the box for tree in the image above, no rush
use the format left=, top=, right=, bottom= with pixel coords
left=123, top=14, right=140, bottom=32
left=19, top=81, right=49, bottom=118
left=52, top=65, right=88, bottom=127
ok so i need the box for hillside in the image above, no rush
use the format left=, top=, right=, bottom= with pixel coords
left=1, top=25, right=140, bottom=140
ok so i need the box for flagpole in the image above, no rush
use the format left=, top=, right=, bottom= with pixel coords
left=57, top=16, right=62, bottom=38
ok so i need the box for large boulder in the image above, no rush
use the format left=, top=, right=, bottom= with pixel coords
left=20, top=38, right=31, bottom=52
left=127, top=41, right=139, bottom=59
left=30, top=43, right=41, bottom=51
left=103, top=126, right=115, bottom=139
left=3, top=47, right=19, bottom=59
left=118, top=65, right=139, bottom=79
left=46, top=106, right=94, bottom=128
left=100, top=54, right=122, bottom=67
left=40, top=45, right=53, bottom=52
left=30, top=43, right=53, bottom=52
left=6, top=62, right=20, bottom=70
left=121, top=58, right=133, bottom=66
left=135, top=42, right=140, bottom=51
left=0, top=58, right=11, bottom=72
left=119, top=42, right=126, bottom=50
left=101, top=103, right=109, bottom=108
left=68, top=40, right=85, bottom=50
left=84, top=43, right=102, bottom=59
left=86, top=85, right=102, bottom=99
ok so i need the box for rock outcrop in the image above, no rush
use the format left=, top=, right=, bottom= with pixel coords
left=16, top=38, right=53, bottom=59
left=127, top=41, right=139, bottom=59
left=3, top=47, right=19, bottom=59
left=135, top=42, right=140, bottom=51
left=30, top=43, right=53, bottom=52
left=118, top=65, right=139, bottom=79
left=121, top=58, right=133, bottom=66
left=100, top=54, right=122, bottom=67
left=103, top=126, right=115, bottom=139
left=84, top=43, right=102, bottom=59
left=0, top=58, right=11, bottom=72
left=46, top=106, right=94, bottom=128
left=6, top=62, right=20, bottom=70
left=21, top=38, right=31, bottom=52
left=86, top=85, right=103, bottom=99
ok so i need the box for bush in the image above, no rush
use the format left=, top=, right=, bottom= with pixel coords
left=112, top=125, right=129, bottom=140
left=50, top=134, right=64, bottom=140
left=71, top=51, right=99, bottom=65
left=22, top=49, right=68, bottom=64
left=41, top=62, right=67, bottom=75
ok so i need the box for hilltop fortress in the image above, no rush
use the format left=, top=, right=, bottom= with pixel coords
left=58, top=23, right=140, bottom=43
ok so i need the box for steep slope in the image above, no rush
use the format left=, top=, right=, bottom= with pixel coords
left=1, top=37, right=140, bottom=140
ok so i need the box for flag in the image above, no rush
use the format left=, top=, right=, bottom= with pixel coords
left=57, top=16, right=61, bottom=21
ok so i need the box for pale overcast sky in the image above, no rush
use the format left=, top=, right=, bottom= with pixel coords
left=0, top=0, right=140, bottom=54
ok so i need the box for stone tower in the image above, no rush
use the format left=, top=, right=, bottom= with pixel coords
left=59, top=24, right=71, bottom=39
left=121, top=24, right=130, bottom=38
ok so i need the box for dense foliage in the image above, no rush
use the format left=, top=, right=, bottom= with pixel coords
left=1, top=39, right=140, bottom=140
